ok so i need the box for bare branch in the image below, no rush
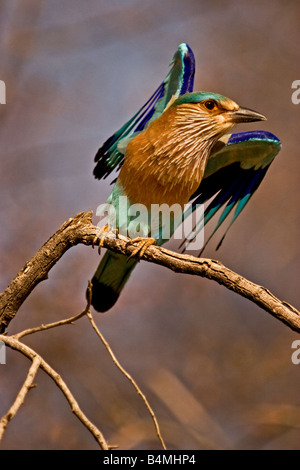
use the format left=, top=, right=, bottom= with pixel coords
left=1, top=283, right=165, bottom=449
left=87, top=309, right=167, bottom=450
left=0, top=211, right=299, bottom=333
left=0, top=356, right=40, bottom=440
left=0, top=212, right=94, bottom=332
left=0, top=333, right=110, bottom=449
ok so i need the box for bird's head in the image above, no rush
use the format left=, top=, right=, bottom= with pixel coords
left=171, top=91, right=266, bottom=142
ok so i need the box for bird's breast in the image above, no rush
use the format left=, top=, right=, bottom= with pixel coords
left=118, top=108, right=208, bottom=208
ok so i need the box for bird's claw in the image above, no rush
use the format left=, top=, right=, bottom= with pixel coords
left=92, top=225, right=119, bottom=254
left=126, top=237, right=156, bottom=260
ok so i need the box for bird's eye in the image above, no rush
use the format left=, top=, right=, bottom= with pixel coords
left=204, top=100, right=217, bottom=111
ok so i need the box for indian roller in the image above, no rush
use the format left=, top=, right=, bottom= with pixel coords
left=90, top=43, right=281, bottom=312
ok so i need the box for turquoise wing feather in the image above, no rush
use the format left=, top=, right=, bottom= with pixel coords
left=181, top=130, right=282, bottom=254
left=93, top=43, right=195, bottom=180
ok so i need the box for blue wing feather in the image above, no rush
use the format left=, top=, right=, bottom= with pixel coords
left=93, top=44, right=281, bottom=255
left=93, top=43, right=195, bottom=180
left=181, top=131, right=281, bottom=254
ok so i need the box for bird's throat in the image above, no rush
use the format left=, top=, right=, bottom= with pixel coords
left=118, top=107, right=218, bottom=207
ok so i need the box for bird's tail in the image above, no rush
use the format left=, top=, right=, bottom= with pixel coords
left=90, top=250, right=137, bottom=312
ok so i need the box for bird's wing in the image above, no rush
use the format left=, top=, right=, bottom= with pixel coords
left=181, top=130, right=281, bottom=254
left=93, top=43, right=195, bottom=180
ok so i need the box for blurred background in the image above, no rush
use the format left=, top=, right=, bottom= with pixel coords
left=0, top=0, right=299, bottom=450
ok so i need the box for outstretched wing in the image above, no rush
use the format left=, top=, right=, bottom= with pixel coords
left=181, top=131, right=281, bottom=254
left=93, top=43, right=195, bottom=180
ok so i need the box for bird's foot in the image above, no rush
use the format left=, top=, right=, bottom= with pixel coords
left=126, top=237, right=156, bottom=260
left=92, top=224, right=119, bottom=254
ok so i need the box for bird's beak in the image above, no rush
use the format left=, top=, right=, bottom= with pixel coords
left=228, top=106, right=267, bottom=124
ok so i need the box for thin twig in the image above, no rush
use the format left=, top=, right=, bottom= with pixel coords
left=86, top=309, right=167, bottom=450
left=0, top=356, right=40, bottom=440
left=0, top=211, right=299, bottom=333
left=0, top=334, right=110, bottom=450
left=14, top=281, right=93, bottom=340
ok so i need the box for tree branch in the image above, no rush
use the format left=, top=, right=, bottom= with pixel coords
left=0, top=333, right=110, bottom=449
left=0, top=283, right=165, bottom=449
left=0, top=356, right=40, bottom=440
left=0, top=211, right=299, bottom=333
left=87, top=308, right=166, bottom=450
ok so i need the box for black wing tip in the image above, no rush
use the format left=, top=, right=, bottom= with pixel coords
left=93, top=143, right=111, bottom=179
left=94, top=146, right=104, bottom=163
left=93, top=146, right=125, bottom=180
left=94, top=134, right=119, bottom=163
left=93, top=159, right=110, bottom=180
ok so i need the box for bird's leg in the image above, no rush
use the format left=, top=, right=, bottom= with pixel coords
left=92, top=224, right=119, bottom=254
left=126, top=236, right=156, bottom=260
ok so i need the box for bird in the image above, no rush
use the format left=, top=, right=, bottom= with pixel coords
left=90, top=43, right=281, bottom=313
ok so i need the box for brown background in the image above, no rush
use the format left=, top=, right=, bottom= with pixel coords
left=0, top=0, right=299, bottom=450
